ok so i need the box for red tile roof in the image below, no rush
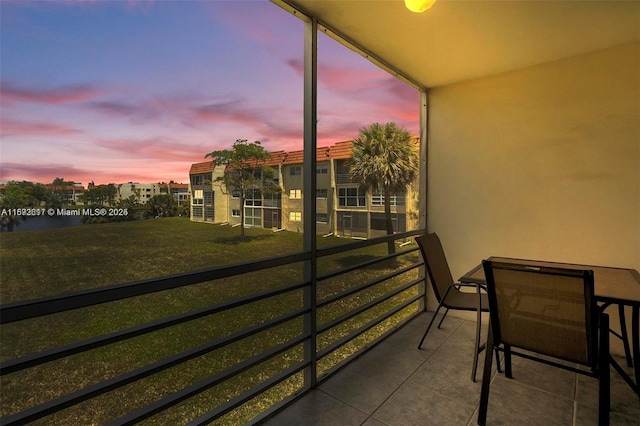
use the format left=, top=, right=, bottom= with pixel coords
left=328, top=140, right=353, bottom=160
left=169, top=183, right=189, bottom=189
left=281, top=147, right=333, bottom=164
left=189, top=136, right=419, bottom=171
left=189, top=161, right=215, bottom=175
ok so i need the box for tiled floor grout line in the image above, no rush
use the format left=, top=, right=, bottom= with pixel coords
left=358, top=314, right=468, bottom=425
left=572, top=371, right=579, bottom=426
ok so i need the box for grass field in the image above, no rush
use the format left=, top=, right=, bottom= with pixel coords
left=0, top=217, right=421, bottom=424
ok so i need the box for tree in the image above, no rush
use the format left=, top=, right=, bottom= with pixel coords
left=349, top=122, right=419, bottom=254
left=80, top=184, right=117, bottom=206
left=178, top=199, right=190, bottom=217
left=0, top=181, right=49, bottom=231
left=146, top=194, right=178, bottom=218
left=205, top=139, right=278, bottom=238
left=50, top=177, right=76, bottom=206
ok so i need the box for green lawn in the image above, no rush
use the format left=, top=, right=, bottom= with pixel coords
left=0, top=217, right=420, bottom=425
left=1, top=217, right=307, bottom=303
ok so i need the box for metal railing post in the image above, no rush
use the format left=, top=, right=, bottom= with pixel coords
left=303, top=15, right=318, bottom=389
left=418, top=89, right=428, bottom=313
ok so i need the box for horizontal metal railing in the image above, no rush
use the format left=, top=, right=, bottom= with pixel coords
left=335, top=173, right=356, bottom=184
left=0, top=229, right=426, bottom=425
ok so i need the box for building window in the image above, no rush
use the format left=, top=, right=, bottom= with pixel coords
left=316, top=164, right=328, bottom=174
left=289, top=211, right=301, bottom=221
left=372, top=190, right=406, bottom=207
left=289, top=189, right=301, bottom=199
left=289, top=166, right=301, bottom=176
left=204, top=191, right=213, bottom=205
left=263, top=192, right=281, bottom=208
left=232, top=209, right=240, bottom=217
left=316, top=188, right=328, bottom=198
left=193, top=189, right=203, bottom=205
left=245, top=189, right=262, bottom=206
left=244, top=207, right=262, bottom=227
left=316, top=213, right=328, bottom=223
left=231, top=190, right=241, bottom=198
left=338, top=187, right=366, bottom=207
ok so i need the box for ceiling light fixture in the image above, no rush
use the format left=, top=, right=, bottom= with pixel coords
left=404, top=0, right=436, bottom=13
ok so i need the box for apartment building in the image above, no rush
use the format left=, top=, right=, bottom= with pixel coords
left=44, top=184, right=85, bottom=205
left=188, top=162, right=227, bottom=223
left=189, top=140, right=418, bottom=238
left=165, top=183, right=190, bottom=204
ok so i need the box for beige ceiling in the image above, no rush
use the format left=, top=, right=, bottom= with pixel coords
left=277, top=0, right=640, bottom=89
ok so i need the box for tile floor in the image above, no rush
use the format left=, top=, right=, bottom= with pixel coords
left=263, top=312, right=639, bottom=426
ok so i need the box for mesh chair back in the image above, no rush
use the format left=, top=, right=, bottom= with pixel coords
left=415, top=233, right=455, bottom=302
left=483, top=260, right=595, bottom=366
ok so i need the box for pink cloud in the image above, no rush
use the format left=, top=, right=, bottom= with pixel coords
left=0, top=162, right=94, bottom=185
left=0, top=118, right=82, bottom=137
left=87, top=94, right=207, bottom=125
left=206, top=2, right=295, bottom=47
left=0, top=161, right=190, bottom=186
left=1, top=82, right=103, bottom=105
left=87, top=100, right=162, bottom=124
left=191, top=98, right=264, bottom=125
left=191, top=99, right=304, bottom=151
left=286, top=59, right=389, bottom=92
left=96, top=137, right=207, bottom=163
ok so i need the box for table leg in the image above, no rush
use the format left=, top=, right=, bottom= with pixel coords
left=633, top=306, right=639, bottom=396
left=618, top=305, right=633, bottom=367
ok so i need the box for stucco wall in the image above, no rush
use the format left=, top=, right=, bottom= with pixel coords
left=426, top=43, right=639, bottom=351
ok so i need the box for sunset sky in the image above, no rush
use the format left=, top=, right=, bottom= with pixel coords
left=1, top=0, right=419, bottom=185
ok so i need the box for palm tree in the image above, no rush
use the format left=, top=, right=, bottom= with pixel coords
left=349, top=122, right=419, bottom=254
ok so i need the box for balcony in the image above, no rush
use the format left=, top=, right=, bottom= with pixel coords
left=264, top=312, right=640, bottom=426
left=336, top=174, right=356, bottom=185
left=3, top=224, right=637, bottom=425
left=0, top=231, right=425, bottom=425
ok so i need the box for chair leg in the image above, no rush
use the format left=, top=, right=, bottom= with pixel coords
left=471, top=290, right=483, bottom=382
left=477, top=321, right=494, bottom=426
left=495, top=348, right=503, bottom=373
left=504, top=344, right=512, bottom=379
left=437, top=308, right=449, bottom=328
left=599, top=313, right=610, bottom=425
left=417, top=302, right=445, bottom=349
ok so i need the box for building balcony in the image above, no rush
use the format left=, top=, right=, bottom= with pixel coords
left=2, top=227, right=637, bottom=425
left=264, top=312, right=640, bottom=426
left=336, top=174, right=356, bottom=185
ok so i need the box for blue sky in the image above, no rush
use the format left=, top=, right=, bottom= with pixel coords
left=1, top=0, right=419, bottom=185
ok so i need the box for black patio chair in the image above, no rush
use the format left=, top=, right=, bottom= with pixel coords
left=478, top=260, right=610, bottom=425
left=416, top=233, right=498, bottom=382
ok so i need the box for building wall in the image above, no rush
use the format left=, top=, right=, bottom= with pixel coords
left=189, top=149, right=420, bottom=236
left=282, top=164, right=304, bottom=232
left=427, top=42, right=640, bottom=352
left=315, top=160, right=331, bottom=234
left=119, top=183, right=162, bottom=204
